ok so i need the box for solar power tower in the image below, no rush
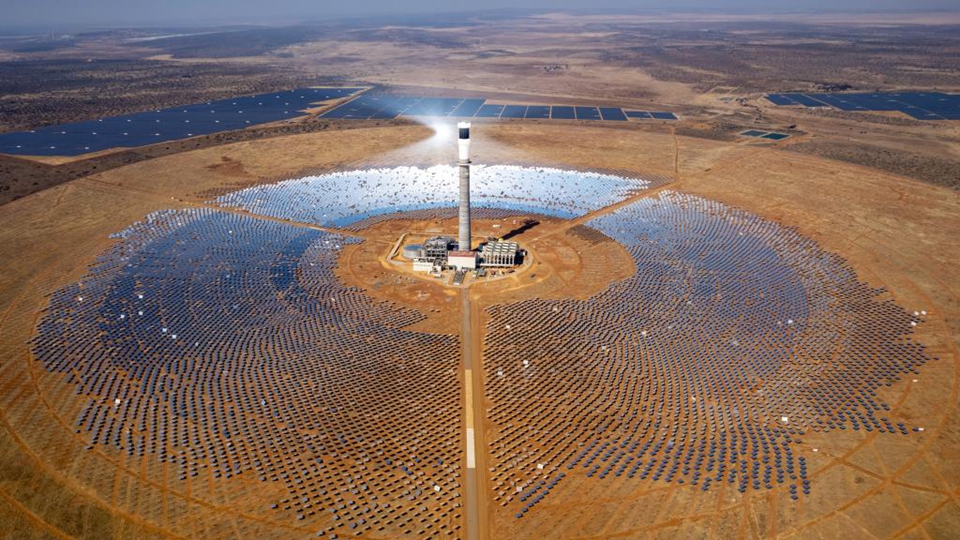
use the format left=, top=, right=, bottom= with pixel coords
left=457, top=122, right=472, bottom=251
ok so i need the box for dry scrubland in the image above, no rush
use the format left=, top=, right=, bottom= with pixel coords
left=0, top=123, right=957, bottom=538
left=2, top=13, right=960, bottom=195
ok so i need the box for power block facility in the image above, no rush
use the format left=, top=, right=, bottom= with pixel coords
left=480, top=241, right=519, bottom=267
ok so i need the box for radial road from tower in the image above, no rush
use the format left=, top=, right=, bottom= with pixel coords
left=461, top=289, right=489, bottom=540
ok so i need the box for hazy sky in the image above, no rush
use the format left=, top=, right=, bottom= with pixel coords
left=5, top=0, right=959, bottom=30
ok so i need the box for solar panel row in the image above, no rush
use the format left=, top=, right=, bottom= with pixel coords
left=624, top=111, right=679, bottom=120
left=764, top=94, right=796, bottom=106
left=0, top=87, right=365, bottom=157
left=525, top=105, right=550, bottom=119
left=599, top=107, right=628, bottom=121
left=500, top=105, right=528, bottom=119
left=475, top=104, right=504, bottom=118
left=321, top=96, right=660, bottom=123
left=740, top=130, right=790, bottom=141
left=450, top=98, right=485, bottom=117
left=781, top=93, right=829, bottom=108
left=766, top=92, right=960, bottom=120
left=574, top=107, right=601, bottom=121
left=0, top=88, right=682, bottom=157
left=550, top=106, right=575, bottom=119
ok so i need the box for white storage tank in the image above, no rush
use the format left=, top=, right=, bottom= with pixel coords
left=402, top=244, right=423, bottom=259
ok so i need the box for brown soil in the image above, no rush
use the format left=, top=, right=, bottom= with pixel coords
left=0, top=117, right=419, bottom=206
left=336, top=214, right=636, bottom=337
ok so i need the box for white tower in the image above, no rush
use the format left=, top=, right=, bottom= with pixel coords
left=457, top=122, right=471, bottom=252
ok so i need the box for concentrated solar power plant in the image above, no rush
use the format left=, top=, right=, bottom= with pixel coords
left=0, top=87, right=364, bottom=156
left=766, top=91, right=960, bottom=120
left=32, top=209, right=462, bottom=537
left=26, top=163, right=935, bottom=537
left=483, top=191, right=931, bottom=519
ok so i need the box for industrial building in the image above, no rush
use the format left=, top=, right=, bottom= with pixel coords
left=448, top=250, right=478, bottom=270
left=404, top=237, right=455, bottom=261
left=412, top=258, right=438, bottom=273
left=405, top=237, right=456, bottom=273
left=480, top=241, right=520, bottom=267
left=425, top=236, right=456, bottom=260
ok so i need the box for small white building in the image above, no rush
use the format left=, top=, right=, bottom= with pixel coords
left=412, top=258, right=437, bottom=273
left=447, top=250, right=477, bottom=270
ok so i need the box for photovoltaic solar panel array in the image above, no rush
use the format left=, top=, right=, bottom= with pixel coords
left=740, top=130, right=790, bottom=141
left=0, top=87, right=365, bottom=156
left=766, top=92, right=960, bottom=120
left=624, top=111, right=680, bottom=120
left=0, top=89, right=681, bottom=157
left=320, top=95, right=678, bottom=122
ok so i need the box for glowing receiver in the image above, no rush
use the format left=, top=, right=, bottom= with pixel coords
left=458, top=122, right=471, bottom=163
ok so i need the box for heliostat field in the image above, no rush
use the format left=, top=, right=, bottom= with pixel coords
left=26, top=166, right=935, bottom=538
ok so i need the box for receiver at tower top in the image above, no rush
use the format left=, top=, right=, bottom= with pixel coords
left=458, top=122, right=471, bottom=163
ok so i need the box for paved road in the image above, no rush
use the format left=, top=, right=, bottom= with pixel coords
left=460, top=290, right=488, bottom=540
